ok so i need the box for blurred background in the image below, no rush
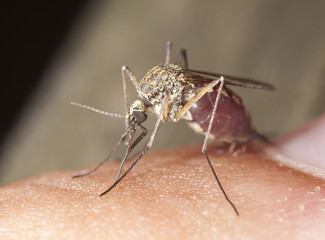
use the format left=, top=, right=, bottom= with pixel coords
left=1, top=0, right=325, bottom=185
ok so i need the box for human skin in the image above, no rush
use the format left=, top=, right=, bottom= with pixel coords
left=1, top=119, right=325, bottom=239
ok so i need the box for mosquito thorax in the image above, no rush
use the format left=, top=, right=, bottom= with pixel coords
left=138, top=64, right=192, bottom=121
left=129, top=100, right=148, bottom=124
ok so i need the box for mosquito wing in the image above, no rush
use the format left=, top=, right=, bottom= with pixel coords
left=182, top=69, right=275, bottom=90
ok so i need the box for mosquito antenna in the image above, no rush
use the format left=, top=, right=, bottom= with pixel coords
left=70, top=101, right=127, bottom=119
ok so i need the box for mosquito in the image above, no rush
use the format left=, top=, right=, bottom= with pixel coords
left=71, top=42, right=274, bottom=216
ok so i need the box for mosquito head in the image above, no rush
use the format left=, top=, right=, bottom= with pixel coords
left=129, top=100, right=148, bottom=125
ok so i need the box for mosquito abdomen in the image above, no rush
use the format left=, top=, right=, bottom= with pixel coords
left=187, top=85, right=257, bottom=142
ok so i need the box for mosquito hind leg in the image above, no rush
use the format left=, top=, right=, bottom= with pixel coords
left=200, top=77, right=239, bottom=216
left=175, top=77, right=222, bottom=120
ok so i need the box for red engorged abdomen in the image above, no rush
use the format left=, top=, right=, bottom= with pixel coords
left=187, top=85, right=257, bottom=142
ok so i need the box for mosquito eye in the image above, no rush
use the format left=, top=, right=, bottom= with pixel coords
left=133, top=111, right=147, bottom=123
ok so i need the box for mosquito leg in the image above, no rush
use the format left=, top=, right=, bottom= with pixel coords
left=228, top=141, right=237, bottom=153
left=115, top=124, right=148, bottom=181
left=126, top=124, right=148, bottom=155
left=202, top=77, right=224, bottom=160
left=177, top=48, right=188, bottom=69
left=175, top=78, right=221, bottom=120
left=119, top=124, right=149, bottom=160
left=115, top=130, right=135, bottom=181
left=73, top=131, right=129, bottom=178
left=162, top=92, right=170, bottom=122
left=146, top=94, right=165, bottom=148
left=100, top=119, right=162, bottom=197
left=203, top=150, right=239, bottom=216
left=100, top=94, right=167, bottom=196
left=165, top=42, right=172, bottom=64
left=121, top=65, right=139, bottom=88
left=121, top=65, right=139, bottom=131
left=201, top=77, right=239, bottom=216
left=228, top=142, right=247, bottom=157
left=100, top=144, right=150, bottom=197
